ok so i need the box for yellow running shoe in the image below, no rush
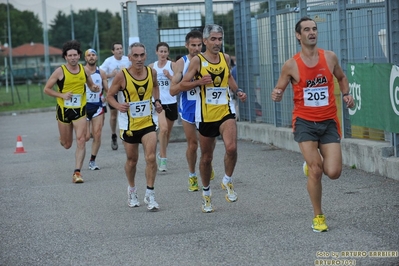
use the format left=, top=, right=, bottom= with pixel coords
left=72, top=172, right=84, bottom=183
left=188, top=176, right=199, bottom=192
left=312, top=214, right=328, bottom=232
left=303, top=161, right=309, bottom=177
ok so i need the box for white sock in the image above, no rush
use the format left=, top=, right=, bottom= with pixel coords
left=189, top=172, right=197, bottom=177
left=146, top=188, right=154, bottom=195
left=223, top=174, right=232, bottom=185
left=128, top=186, right=136, bottom=193
left=202, top=186, right=211, bottom=196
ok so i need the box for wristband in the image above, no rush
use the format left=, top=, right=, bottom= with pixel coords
left=154, top=99, right=162, bottom=105
left=236, top=88, right=244, bottom=96
left=342, top=93, right=350, bottom=97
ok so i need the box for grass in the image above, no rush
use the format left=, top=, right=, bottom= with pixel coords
left=0, top=82, right=56, bottom=113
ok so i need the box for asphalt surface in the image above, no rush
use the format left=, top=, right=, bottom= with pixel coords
left=0, top=110, right=398, bottom=266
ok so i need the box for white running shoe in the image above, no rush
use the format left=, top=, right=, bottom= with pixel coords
left=127, top=187, right=140, bottom=207
left=88, top=161, right=100, bottom=170
left=221, top=181, right=238, bottom=202
left=201, top=195, right=214, bottom=213
left=144, top=191, right=159, bottom=211
left=157, top=153, right=167, bottom=172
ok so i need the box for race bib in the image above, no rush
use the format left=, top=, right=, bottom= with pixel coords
left=158, top=77, right=170, bottom=90
left=206, top=87, right=228, bottom=105
left=303, top=87, right=329, bottom=107
left=87, top=92, right=101, bottom=103
left=187, top=87, right=198, bottom=101
left=129, top=100, right=151, bottom=118
left=64, top=94, right=81, bottom=107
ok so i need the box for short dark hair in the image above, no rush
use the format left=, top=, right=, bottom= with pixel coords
left=112, top=42, right=122, bottom=51
left=62, top=40, right=81, bottom=57
left=185, top=30, right=202, bottom=43
left=295, top=17, right=317, bottom=44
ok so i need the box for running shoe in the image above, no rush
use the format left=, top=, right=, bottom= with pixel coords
left=188, top=176, right=199, bottom=192
left=88, top=160, right=100, bottom=170
left=127, top=187, right=140, bottom=207
left=201, top=195, right=214, bottom=213
left=111, top=135, right=118, bottom=150
left=144, top=191, right=159, bottom=211
left=210, top=167, right=215, bottom=181
left=312, top=214, right=329, bottom=232
left=72, top=172, right=84, bottom=183
left=303, top=161, right=309, bottom=177
left=158, top=157, right=167, bottom=172
left=221, top=181, right=238, bottom=202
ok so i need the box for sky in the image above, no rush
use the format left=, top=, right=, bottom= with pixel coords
left=8, top=0, right=226, bottom=24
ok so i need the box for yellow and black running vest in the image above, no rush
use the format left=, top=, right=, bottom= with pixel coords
left=119, top=67, right=156, bottom=131
left=56, top=64, right=87, bottom=116
left=196, top=52, right=233, bottom=123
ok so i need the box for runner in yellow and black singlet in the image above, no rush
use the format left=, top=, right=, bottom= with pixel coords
left=179, top=24, right=247, bottom=213
left=195, top=52, right=235, bottom=124
left=44, top=40, right=100, bottom=183
left=56, top=64, right=87, bottom=123
left=118, top=66, right=157, bottom=141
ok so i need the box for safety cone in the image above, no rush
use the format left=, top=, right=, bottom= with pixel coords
left=14, top=135, right=26, bottom=154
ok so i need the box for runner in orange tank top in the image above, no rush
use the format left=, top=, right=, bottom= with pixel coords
left=271, top=17, right=354, bottom=233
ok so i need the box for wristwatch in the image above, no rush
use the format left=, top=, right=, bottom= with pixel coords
left=236, top=88, right=244, bottom=96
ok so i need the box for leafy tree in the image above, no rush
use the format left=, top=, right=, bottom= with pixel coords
left=49, top=9, right=122, bottom=54
left=0, top=3, right=43, bottom=47
left=158, top=11, right=178, bottom=29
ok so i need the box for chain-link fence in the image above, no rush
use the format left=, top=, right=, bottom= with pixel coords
left=233, top=0, right=399, bottom=148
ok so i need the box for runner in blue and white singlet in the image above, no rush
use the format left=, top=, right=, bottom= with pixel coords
left=178, top=55, right=198, bottom=124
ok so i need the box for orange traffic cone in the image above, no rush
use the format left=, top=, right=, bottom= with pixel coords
left=14, top=135, right=26, bottom=154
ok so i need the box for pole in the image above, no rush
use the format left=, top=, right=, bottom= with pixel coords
left=42, top=0, right=50, bottom=80
left=6, top=0, right=15, bottom=104
left=127, top=1, right=139, bottom=45
left=4, top=56, right=8, bottom=93
left=71, top=5, right=75, bottom=40
left=95, top=9, right=100, bottom=63
left=205, top=0, right=214, bottom=25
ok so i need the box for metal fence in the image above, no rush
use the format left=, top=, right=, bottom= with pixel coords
left=118, top=0, right=399, bottom=155
left=233, top=0, right=399, bottom=154
left=122, top=1, right=235, bottom=65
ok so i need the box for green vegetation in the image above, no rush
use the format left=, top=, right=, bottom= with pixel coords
left=0, top=83, right=56, bottom=113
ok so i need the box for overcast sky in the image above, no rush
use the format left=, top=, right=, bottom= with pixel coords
left=9, top=0, right=226, bottom=24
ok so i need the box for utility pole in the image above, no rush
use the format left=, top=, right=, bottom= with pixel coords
left=42, top=0, right=50, bottom=80
left=71, top=5, right=75, bottom=40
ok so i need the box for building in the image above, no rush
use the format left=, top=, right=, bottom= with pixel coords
left=0, top=42, right=63, bottom=83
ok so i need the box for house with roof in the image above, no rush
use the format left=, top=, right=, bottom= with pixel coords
left=0, top=42, right=64, bottom=69
left=0, top=42, right=64, bottom=83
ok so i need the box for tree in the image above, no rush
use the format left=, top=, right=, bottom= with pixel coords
left=0, top=3, right=43, bottom=47
left=48, top=9, right=121, bottom=53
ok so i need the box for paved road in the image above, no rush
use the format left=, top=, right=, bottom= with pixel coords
left=1, top=111, right=398, bottom=266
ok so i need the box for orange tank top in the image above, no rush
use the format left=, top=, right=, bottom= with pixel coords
left=292, top=49, right=337, bottom=124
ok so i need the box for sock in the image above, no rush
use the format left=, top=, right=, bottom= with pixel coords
left=146, top=187, right=154, bottom=195
left=223, top=174, right=232, bottom=185
left=189, top=172, right=197, bottom=177
left=90, top=155, right=96, bottom=161
left=128, top=186, right=136, bottom=193
left=112, top=133, right=117, bottom=139
left=202, top=185, right=211, bottom=196
left=74, top=169, right=80, bottom=173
